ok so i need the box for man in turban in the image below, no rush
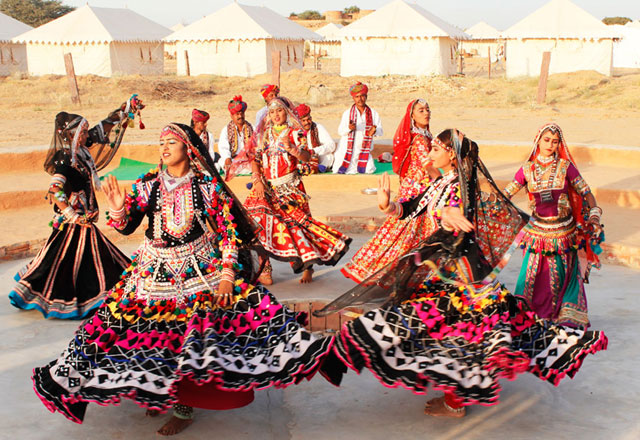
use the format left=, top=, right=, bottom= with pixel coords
left=254, top=84, right=280, bottom=127
left=333, top=82, right=383, bottom=174
left=218, top=95, right=253, bottom=175
left=190, top=109, right=219, bottom=167
left=295, top=103, right=335, bottom=172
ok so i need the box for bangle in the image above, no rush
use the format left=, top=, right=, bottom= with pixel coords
left=221, top=268, right=235, bottom=282
left=62, top=206, right=76, bottom=221
left=589, top=206, right=602, bottom=221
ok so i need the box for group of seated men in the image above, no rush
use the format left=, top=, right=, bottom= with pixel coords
left=189, top=82, right=384, bottom=176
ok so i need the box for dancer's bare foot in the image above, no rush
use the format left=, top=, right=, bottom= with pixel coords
left=258, top=272, right=273, bottom=285
left=300, top=268, right=313, bottom=284
left=146, top=409, right=160, bottom=417
left=157, top=416, right=193, bottom=436
left=424, top=396, right=466, bottom=418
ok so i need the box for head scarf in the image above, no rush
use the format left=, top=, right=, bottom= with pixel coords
left=295, top=103, right=311, bottom=119
left=315, top=129, right=528, bottom=315
left=228, top=95, right=247, bottom=115
left=260, top=84, right=279, bottom=99
left=349, top=81, right=368, bottom=97
left=44, top=112, right=102, bottom=189
left=392, top=99, right=432, bottom=177
left=191, top=109, right=210, bottom=123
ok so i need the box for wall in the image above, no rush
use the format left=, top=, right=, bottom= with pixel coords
left=340, top=37, right=457, bottom=77
left=265, top=39, right=305, bottom=73
left=0, top=42, right=28, bottom=76
left=461, top=39, right=503, bottom=58
left=175, top=39, right=267, bottom=77
left=25, top=42, right=111, bottom=76
left=506, top=38, right=613, bottom=78
left=110, top=42, right=164, bottom=75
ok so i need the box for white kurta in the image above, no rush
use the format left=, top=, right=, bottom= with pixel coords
left=217, top=123, right=251, bottom=175
left=332, top=106, right=383, bottom=174
left=255, top=106, right=268, bottom=127
left=295, top=122, right=336, bottom=170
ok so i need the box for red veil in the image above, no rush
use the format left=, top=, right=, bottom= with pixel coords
left=392, top=99, right=431, bottom=178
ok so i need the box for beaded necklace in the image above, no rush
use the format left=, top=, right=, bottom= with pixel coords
left=533, top=157, right=558, bottom=202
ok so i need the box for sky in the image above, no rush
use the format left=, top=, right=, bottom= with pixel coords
left=64, top=0, right=640, bottom=30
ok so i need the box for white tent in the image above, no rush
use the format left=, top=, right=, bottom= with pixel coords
left=626, top=20, right=640, bottom=29
left=339, top=0, right=468, bottom=77
left=13, top=5, right=170, bottom=77
left=165, top=3, right=320, bottom=77
left=462, top=22, right=502, bottom=58
left=0, top=12, right=31, bottom=76
left=612, top=25, right=640, bottom=68
left=503, top=0, right=617, bottom=78
left=309, top=23, right=343, bottom=59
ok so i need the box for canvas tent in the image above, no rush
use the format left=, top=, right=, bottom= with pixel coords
left=462, top=22, right=502, bottom=59
left=339, top=0, right=467, bottom=77
left=612, top=25, right=640, bottom=68
left=13, top=5, right=170, bottom=77
left=165, top=3, right=320, bottom=77
left=503, top=0, right=617, bottom=78
left=309, top=23, right=343, bottom=59
left=0, top=12, right=31, bottom=76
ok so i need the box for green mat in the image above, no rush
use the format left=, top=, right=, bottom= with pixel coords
left=103, top=157, right=396, bottom=181
left=102, top=158, right=158, bottom=181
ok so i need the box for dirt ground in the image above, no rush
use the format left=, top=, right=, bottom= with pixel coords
left=1, top=64, right=640, bottom=150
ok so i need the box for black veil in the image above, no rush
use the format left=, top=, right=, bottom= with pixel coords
left=315, top=129, right=528, bottom=317
left=165, top=123, right=265, bottom=282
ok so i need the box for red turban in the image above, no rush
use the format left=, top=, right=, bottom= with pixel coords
left=349, top=81, right=368, bottom=96
left=260, top=84, right=280, bottom=99
left=228, top=95, right=247, bottom=114
left=295, top=103, right=311, bottom=118
left=192, top=109, right=209, bottom=123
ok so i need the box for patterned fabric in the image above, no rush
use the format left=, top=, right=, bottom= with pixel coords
left=392, top=99, right=431, bottom=178
left=228, top=95, right=247, bottom=115
left=226, top=121, right=253, bottom=157
left=9, top=224, right=130, bottom=319
left=338, top=105, right=373, bottom=174
left=330, top=279, right=607, bottom=405
left=349, top=81, right=368, bottom=96
left=32, top=170, right=333, bottom=424
left=245, top=125, right=351, bottom=273
left=507, top=157, right=594, bottom=328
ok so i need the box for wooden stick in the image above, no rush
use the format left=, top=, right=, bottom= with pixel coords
left=271, top=51, right=281, bottom=87
left=184, top=50, right=190, bottom=76
left=537, top=51, right=551, bottom=104
left=63, top=53, right=80, bottom=105
left=488, top=46, right=491, bottom=79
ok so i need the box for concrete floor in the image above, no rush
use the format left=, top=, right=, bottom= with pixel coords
left=1, top=236, right=639, bottom=439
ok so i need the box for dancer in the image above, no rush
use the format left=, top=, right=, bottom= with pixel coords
left=8, top=97, right=143, bottom=318
left=217, top=95, right=253, bottom=175
left=238, top=97, right=351, bottom=284
left=317, top=129, right=607, bottom=417
left=295, top=103, right=336, bottom=172
left=342, top=98, right=437, bottom=282
left=333, top=81, right=383, bottom=174
left=32, top=123, right=336, bottom=435
left=504, top=122, right=604, bottom=329
left=254, top=83, right=279, bottom=127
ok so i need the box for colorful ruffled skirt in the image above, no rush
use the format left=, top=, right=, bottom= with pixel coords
left=514, top=217, right=589, bottom=328
left=342, top=213, right=437, bottom=283
left=244, top=178, right=351, bottom=273
left=326, top=280, right=607, bottom=405
left=9, top=223, right=130, bottom=319
left=32, top=234, right=334, bottom=423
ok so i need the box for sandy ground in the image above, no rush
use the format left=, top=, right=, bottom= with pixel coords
left=1, top=68, right=640, bottom=150
left=0, top=237, right=638, bottom=440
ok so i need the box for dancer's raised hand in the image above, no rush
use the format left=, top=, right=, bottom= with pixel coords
left=378, top=172, right=391, bottom=210
left=102, top=174, right=126, bottom=211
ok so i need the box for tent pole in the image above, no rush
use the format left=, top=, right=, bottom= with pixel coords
left=64, top=53, right=81, bottom=105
